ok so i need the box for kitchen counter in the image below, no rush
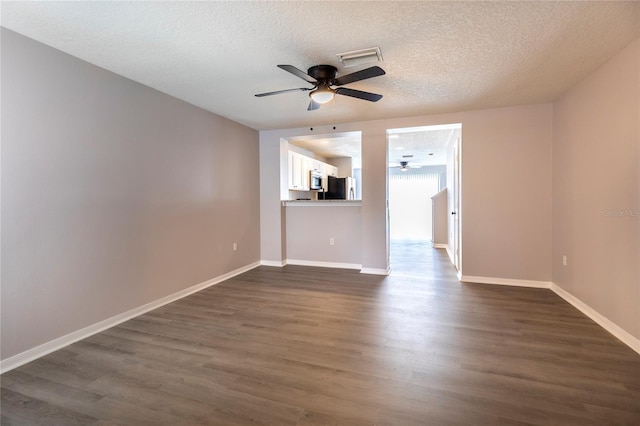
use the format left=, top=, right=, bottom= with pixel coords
left=282, top=200, right=362, bottom=207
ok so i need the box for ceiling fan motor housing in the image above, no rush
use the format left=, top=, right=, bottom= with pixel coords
left=307, top=65, right=338, bottom=83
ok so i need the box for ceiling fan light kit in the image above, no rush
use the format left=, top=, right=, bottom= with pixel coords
left=255, top=63, right=385, bottom=111
left=310, top=85, right=334, bottom=104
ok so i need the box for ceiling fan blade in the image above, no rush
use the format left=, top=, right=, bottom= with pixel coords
left=334, top=66, right=385, bottom=86
left=278, top=65, right=317, bottom=84
left=255, top=88, right=310, bottom=97
left=335, top=87, right=383, bottom=102
left=307, top=99, right=321, bottom=111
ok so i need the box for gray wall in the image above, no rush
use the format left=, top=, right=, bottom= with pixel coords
left=285, top=205, right=362, bottom=266
left=329, top=157, right=353, bottom=178
left=552, top=38, right=639, bottom=340
left=1, top=29, right=261, bottom=360
left=288, top=145, right=329, bottom=163
left=260, top=103, right=553, bottom=279
left=432, top=189, right=448, bottom=246
left=461, top=104, right=553, bottom=280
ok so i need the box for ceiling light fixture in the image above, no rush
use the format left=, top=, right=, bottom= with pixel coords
left=310, top=84, right=335, bottom=104
left=400, top=161, right=409, bottom=172
left=336, top=47, right=383, bottom=68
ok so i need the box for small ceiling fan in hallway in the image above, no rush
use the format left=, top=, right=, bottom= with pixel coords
left=255, top=64, right=385, bottom=111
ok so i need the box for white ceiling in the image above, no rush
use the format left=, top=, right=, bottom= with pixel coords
left=388, top=127, right=458, bottom=168
left=2, top=2, right=639, bottom=131
left=289, top=133, right=363, bottom=168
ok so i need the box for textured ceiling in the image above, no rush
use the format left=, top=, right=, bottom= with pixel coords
left=2, top=1, right=639, bottom=130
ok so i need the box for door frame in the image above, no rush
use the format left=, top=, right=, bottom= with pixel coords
left=452, top=135, right=462, bottom=277
left=385, top=123, right=462, bottom=277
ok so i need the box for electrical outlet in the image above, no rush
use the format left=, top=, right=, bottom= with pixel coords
left=233, top=242, right=237, bottom=252
left=562, top=255, right=567, bottom=266
left=329, top=238, right=335, bottom=246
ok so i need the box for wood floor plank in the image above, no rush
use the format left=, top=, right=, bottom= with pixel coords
left=2, top=242, right=639, bottom=425
left=0, top=388, right=98, bottom=425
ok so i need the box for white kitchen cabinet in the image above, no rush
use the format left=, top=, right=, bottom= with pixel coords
left=288, top=151, right=294, bottom=189
left=302, top=157, right=313, bottom=190
left=288, top=151, right=339, bottom=192
left=289, top=151, right=303, bottom=190
left=289, top=151, right=312, bottom=190
left=310, top=159, right=322, bottom=173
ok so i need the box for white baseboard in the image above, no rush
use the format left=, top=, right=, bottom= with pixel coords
left=432, top=243, right=447, bottom=249
left=459, top=275, right=640, bottom=355
left=0, top=261, right=261, bottom=374
left=460, top=275, right=552, bottom=289
left=280, top=258, right=388, bottom=275
left=285, top=259, right=362, bottom=270
left=446, top=245, right=454, bottom=264
left=549, top=283, right=640, bottom=355
left=360, top=267, right=391, bottom=276
left=260, top=259, right=286, bottom=267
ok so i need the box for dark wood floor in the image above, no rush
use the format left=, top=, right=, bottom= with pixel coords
left=2, top=243, right=640, bottom=425
left=390, top=239, right=444, bottom=278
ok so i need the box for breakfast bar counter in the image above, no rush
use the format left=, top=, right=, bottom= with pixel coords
left=282, top=200, right=361, bottom=207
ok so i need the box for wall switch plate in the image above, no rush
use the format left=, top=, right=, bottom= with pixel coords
left=562, top=255, right=567, bottom=266
left=233, top=243, right=237, bottom=251
left=329, top=238, right=335, bottom=246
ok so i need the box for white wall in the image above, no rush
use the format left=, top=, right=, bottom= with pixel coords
left=389, top=172, right=440, bottom=241
left=552, top=38, right=640, bottom=340
left=1, top=29, right=261, bottom=360
left=260, top=104, right=553, bottom=279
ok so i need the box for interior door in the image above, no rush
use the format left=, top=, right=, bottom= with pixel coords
left=453, top=137, right=461, bottom=271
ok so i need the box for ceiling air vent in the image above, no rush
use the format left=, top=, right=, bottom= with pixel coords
left=336, top=47, right=383, bottom=68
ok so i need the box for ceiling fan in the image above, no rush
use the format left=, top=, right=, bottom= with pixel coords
left=255, top=64, right=385, bottom=111
left=390, top=160, right=423, bottom=171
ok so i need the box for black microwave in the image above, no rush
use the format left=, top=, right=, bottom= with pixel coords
left=309, top=170, right=323, bottom=190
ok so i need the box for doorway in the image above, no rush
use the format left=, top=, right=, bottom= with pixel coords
left=387, top=124, right=462, bottom=277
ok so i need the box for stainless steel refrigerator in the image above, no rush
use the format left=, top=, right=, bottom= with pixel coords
left=325, top=176, right=356, bottom=200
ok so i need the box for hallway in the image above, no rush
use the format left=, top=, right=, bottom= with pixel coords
left=389, top=239, right=455, bottom=280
